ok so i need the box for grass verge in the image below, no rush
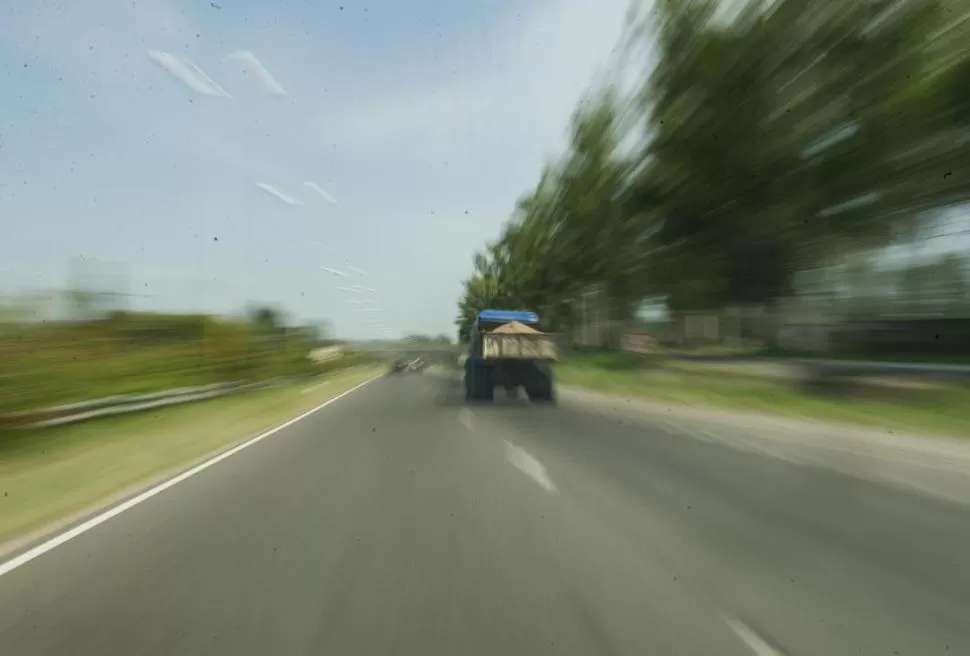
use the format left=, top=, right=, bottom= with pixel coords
left=757, top=348, right=970, bottom=366
left=556, top=356, right=970, bottom=438
left=0, top=339, right=375, bottom=417
left=656, top=344, right=970, bottom=366
left=0, top=365, right=383, bottom=548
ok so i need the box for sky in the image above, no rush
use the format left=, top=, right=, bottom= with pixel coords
left=0, top=0, right=632, bottom=339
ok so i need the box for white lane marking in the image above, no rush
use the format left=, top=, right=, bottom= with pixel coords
left=0, top=374, right=383, bottom=578
left=301, top=380, right=330, bottom=394
left=723, top=616, right=786, bottom=656
left=505, top=441, right=557, bottom=493
left=458, top=408, right=475, bottom=431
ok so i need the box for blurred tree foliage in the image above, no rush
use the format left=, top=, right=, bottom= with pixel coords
left=456, top=0, right=970, bottom=337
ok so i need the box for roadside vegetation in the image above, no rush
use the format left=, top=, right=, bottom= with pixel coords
left=556, top=352, right=970, bottom=438
left=0, top=307, right=372, bottom=417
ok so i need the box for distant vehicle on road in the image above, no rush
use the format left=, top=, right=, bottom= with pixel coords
left=389, top=358, right=407, bottom=374
left=408, top=357, right=426, bottom=372
left=463, top=309, right=557, bottom=403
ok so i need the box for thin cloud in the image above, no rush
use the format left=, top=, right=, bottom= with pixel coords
left=346, top=265, right=367, bottom=275
left=303, top=181, right=337, bottom=204
left=148, top=51, right=233, bottom=98
left=255, top=183, right=302, bottom=205
left=321, top=266, right=350, bottom=277
left=229, top=50, right=288, bottom=95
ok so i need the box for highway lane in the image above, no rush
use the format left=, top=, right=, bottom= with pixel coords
left=481, top=393, right=970, bottom=655
left=0, top=371, right=968, bottom=655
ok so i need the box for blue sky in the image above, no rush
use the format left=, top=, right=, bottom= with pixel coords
left=0, top=0, right=630, bottom=339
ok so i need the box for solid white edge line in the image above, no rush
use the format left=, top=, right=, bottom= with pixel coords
left=0, top=373, right=382, bottom=578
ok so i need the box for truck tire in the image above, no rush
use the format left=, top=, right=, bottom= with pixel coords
left=465, top=360, right=494, bottom=402
left=526, top=365, right=556, bottom=404
left=477, top=364, right=494, bottom=402
left=464, top=363, right=476, bottom=401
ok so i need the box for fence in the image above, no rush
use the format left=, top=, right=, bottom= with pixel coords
left=619, top=331, right=658, bottom=354
left=309, top=345, right=345, bottom=363
left=561, top=286, right=970, bottom=358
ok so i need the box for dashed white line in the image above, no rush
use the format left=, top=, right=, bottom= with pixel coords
left=505, top=441, right=557, bottom=493
left=723, top=616, right=787, bottom=656
left=0, top=374, right=382, bottom=579
left=458, top=408, right=476, bottom=431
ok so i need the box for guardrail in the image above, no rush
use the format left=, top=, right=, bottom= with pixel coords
left=1, top=376, right=311, bottom=430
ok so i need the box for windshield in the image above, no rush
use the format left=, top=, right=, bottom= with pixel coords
left=2, top=1, right=970, bottom=655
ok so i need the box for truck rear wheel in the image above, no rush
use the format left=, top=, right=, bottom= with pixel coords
left=525, top=365, right=556, bottom=404
left=477, top=365, right=494, bottom=401
left=465, top=361, right=494, bottom=402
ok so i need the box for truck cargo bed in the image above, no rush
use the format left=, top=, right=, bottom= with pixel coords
left=481, top=332, right=558, bottom=360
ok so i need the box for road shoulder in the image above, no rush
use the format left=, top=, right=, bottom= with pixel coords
left=0, top=366, right=384, bottom=560
left=560, top=384, right=970, bottom=506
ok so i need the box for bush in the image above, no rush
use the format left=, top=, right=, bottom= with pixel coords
left=0, top=311, right=350, bottom=414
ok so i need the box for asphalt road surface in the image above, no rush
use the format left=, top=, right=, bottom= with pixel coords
left=1, top=371, right=968, bottom=655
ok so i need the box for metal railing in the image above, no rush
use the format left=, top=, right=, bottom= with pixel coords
left=2, top=376, right=309, bottom=430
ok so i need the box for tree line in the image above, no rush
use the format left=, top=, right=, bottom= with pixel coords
left=456, top=0, right=970, bottom=341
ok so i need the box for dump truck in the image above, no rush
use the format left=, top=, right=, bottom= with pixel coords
left=463, top=309, right=558, bottom=403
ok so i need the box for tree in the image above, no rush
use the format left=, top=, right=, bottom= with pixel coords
left=309, top=320, right=334, bottom=345
left=457, top=0, right=970, bottom=335
left=248, top=305, right=283, bottom=334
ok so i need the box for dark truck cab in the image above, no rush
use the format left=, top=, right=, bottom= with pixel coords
left=463, top=309, right=557, bottom=403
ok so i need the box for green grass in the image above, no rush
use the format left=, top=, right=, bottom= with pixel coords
left=0, top=317, right=368, bottom=414
left=0, top=365, right=383, bottom=548
left=0, top=338, right=373, bottom=416
left=563, top=350, right=663, bottom=371
left=654, top=343, right=970, bottom=366
left=556, top=357, right=970, bottom=438
left=658, top=344, right=765, bottom=357
left=726, top=346, right=970, bottom=366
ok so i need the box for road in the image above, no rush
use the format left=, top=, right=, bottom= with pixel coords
left=1, top=371, right=968, bottom=655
